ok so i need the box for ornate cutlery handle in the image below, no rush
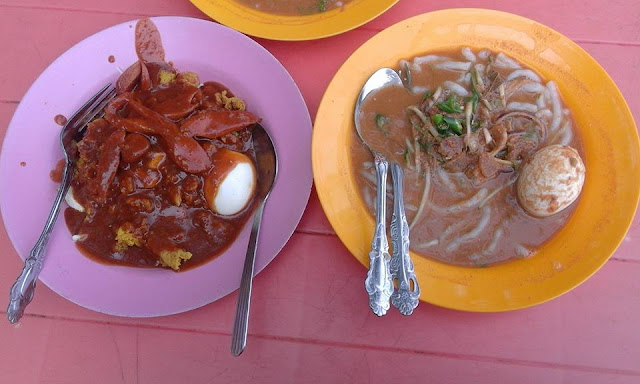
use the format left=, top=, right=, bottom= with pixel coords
left=7, top=164, right=72, bottom=323
left=390, top=164, right=420, bottom=315
left=364, top=153, right=393, bottom=316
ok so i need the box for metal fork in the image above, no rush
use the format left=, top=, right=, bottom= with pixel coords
left=7, top=84, right=116, bottom=324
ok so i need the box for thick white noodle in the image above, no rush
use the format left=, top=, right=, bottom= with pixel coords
left=414, top=239, right=439, bottom=249
left=483, top=227, right=504, bottom=255
left=363, top=161, right=374, bottom=169
left=480, top=176, right=517, bottom=208
left=431, top=188, right=489, bottom=214
left=428, top=87, right=443, bottom=108
left=536, top=94, right=546, bottom=109
left=478, top=50, right=490, bottom=60
left=410, top=168, right=431, bottom=230
left=437, top=168, right=458, bottom=190
left=546, top=81, right=562, bottom=132
left=439, top=219, right=470, bottom=243
left=435, top=61, right=472, bottom=71
left=446, top=206, right=491, bottom=252
left=461, top=47, right=476, bottom=62
left=444, top=81, right=470, bottom=97
left=506, top=69, right=542, bottom=82
left=411, top=86, right=429, bottom=95
left=361, top=170, right=377, bottom=185
left=363, top=187, right=374, bottom=210
left=535, top=109, right=553, bottom=119
left=520, top=81, right=546, bottom=94
left=515, top=244, right=533, bottom=258
left=405, top=203, right=418, bottom=212
left=413, top=55, right=449, bottom=67
left=494, top=53, right=521, bottom=69
left=506, top=102, right=538, bottom=113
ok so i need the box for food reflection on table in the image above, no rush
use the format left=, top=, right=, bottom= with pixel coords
left=354, top=47, right=585, bottom=267
left=64, top=18, right=262, bottom=271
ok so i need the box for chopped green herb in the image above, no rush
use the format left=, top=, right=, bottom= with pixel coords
left=432, top=114, right=444, bottom=126
left=375, top=114, right=389, bottom=135
left=403, top=147, right=410, bottom=165
left=418, top=139, right=432, bottom=153
left=410, top=119, right=428, bottom=137
left=443, top=116, right=463, bottom=135
left=421, top=90, right=432, bottom=101
left=465, top=91, right=480, bottom=113
left=437, top=95, right=463, bottom=114
left=317, top=0, right=327, bottom=12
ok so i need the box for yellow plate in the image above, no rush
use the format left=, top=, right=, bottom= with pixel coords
left=312, top=9, right=640, bottom=312
left=189, top=0, right=398, bottom=41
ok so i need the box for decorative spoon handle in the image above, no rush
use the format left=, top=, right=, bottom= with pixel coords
left=390, top=164, right=420, bottom=315
left=364, top=153, right=393, bottom=316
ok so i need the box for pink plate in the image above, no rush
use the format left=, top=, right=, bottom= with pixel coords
left=0, top=17, right=312, bottom=317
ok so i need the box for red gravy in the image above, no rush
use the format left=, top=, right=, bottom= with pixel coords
left=64, top=18, right=263, bottom=271
left=54, top=114, right=67, bottom=126
left=354, top=48, right=584, bottom=267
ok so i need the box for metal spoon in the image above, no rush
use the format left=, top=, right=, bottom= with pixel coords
left=355, top=68, right=420, bottom=316
left=231, top=123, right=278, bottom=356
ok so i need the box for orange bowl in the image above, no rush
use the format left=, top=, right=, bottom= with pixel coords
left=190, top=0, right=398, bottom=41
left=312, top=9, right=640, bottom=312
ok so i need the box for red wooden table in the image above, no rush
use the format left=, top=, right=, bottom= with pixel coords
left=1, top=1, right=639, bottom=383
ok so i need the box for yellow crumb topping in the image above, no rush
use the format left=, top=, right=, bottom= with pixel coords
left=115, top=226, right=142, bottom=251
left=178, top=72, right=200, bottom=87
left=158, top=70, right=176, bottom=85
left=214, top=90, right=246, bottom=111
left=158, top=249, right=192, bottom=271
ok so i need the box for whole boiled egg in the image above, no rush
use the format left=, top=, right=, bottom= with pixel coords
left=204, top=149, right=257, bottom=216
left=517, top=144, right=585, bottom=217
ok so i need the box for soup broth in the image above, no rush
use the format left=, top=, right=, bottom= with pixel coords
left=354, top=48, right=584, bottom=267
left=234, top=0, right=351, bottom=15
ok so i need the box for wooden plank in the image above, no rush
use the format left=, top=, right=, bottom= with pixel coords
left=1, top=0, right=639, bottom=43
left=1, top=315, right=637, bottom=383
left=2, top=232, right=639, bottom=372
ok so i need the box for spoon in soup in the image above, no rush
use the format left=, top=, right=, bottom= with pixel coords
left=355, top=68, right=420, bottom=316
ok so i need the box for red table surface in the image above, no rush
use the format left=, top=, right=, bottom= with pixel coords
left=1, top=1, right=639, bottom=383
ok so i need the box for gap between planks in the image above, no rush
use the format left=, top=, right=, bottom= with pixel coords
left=1, top=3, right=640, bottom=48
left=3, top=311, right=640, bottom=378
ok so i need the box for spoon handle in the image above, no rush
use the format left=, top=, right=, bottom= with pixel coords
left=364, top=153, right=393, bottom=316
left=390, top=164, right=420, bottom=315
left=7, top=163, right=72, bottom=323
left=231, top=199, right=266, bottom=356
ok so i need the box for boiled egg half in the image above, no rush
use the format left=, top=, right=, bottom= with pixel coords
left=204, top=149, right=257, bottom=216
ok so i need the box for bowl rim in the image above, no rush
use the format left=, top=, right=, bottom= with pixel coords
left=312, top=8, right=640, bottom=312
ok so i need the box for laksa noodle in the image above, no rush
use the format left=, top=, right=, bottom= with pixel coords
left=353, top=47, right=586, bottom=267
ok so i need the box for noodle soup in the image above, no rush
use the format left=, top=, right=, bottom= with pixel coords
left=353, top=48, right=585, bottom=267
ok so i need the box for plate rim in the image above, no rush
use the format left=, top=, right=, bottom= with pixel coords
left=0, top=16, right=313, bottom=317
left=189, top=0, right=399, bottom=41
